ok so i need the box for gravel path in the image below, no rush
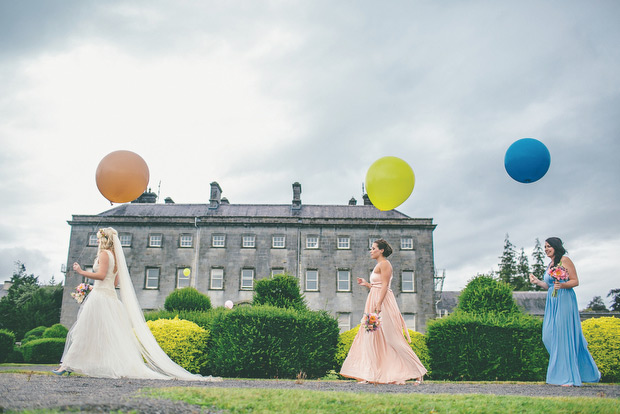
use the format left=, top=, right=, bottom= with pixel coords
left=1, top=366, right=619, bottom=413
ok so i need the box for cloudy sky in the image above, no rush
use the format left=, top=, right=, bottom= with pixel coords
left=1, top=1, right=619, bottom=309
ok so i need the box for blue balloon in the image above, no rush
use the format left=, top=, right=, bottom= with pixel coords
left=504, top=138, right=551, bottom=183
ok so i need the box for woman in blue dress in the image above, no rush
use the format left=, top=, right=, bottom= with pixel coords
left=529, top=237, right=600, bottom=386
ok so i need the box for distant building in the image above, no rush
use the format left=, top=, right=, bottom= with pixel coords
left=436, top=291, right=547, bottom=317
left=61, top=182, right=438, bottom=332
left=0, top=281, right=12, bottom=299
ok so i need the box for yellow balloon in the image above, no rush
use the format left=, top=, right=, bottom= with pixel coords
left=183, top=268, right=191, bottom=277
left=365, top=156, right=415, bottom=211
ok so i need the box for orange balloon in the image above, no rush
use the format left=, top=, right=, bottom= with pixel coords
left=95, top=150, right=150, bottom=203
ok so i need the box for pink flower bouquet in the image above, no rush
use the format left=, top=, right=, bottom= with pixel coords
left=71, top=283, right=93, bottom=304
left=361, top=312, right=381, bottom=332
left=549, top=265, right=569, bottom=297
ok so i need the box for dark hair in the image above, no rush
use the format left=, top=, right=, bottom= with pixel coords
left=545, top=237, right=567, bottom=267
left=374, top=238, right=393, bottom=258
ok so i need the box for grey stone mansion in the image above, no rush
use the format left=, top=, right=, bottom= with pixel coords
left=60, top=182, right=438, bottom=332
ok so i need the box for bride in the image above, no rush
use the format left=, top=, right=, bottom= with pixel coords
left=54, top=227, right=219, bottom=381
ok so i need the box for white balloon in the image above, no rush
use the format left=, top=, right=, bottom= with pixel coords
left=224, top=300, right=233, bottom=309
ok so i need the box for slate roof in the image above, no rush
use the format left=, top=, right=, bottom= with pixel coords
left=97, top=203, right=416, bottom=220
left=437, top=291, right=547, bottom=316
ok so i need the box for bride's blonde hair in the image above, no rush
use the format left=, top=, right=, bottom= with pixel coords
left=98, top=227, right=117, bottom=252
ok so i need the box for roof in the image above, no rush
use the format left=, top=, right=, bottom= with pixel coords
left=97, top=203, right=417, bottom=220
left=437, top=291, right=547, bottom=315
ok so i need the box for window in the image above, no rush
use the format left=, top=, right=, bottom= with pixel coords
left=403, top=313, right=416, bottom=331
left=210, top=268, right=224, bottom=290
left=241, top=269, right=254, bottom=290
left=337, top=270, right=351, bottom=291
left=82, top=266, right=94, bottom=284
left=149, top=234, right=162, bottom=248
left=272, top=235, right=285, bottom=248
left=402, top=271, right=415, bottom=292
left=271, top=268, right=285, bottom=277
left=242, top=235, right=255, bottom=248
left=368, top=237, right=378, bottom=250
left=337, top=236, right=350, bottom=249
left=306, top=236, right=319, bottom=249
left=177, top=268, right=190, bottom=288
left=337, top=313, right=351, bottom=332
left=212, top=234, right=225, bottom=247
left=119, top=233, right=132, bottom=247
left=145, top=268, right=160, bottom=289
left=180, top=234, right=193, bottom=248
left=88, top=233, right=98, bottom=246
left=305, top=270, right=319, bottom=291
left=400, top=237, right=414, bottom=250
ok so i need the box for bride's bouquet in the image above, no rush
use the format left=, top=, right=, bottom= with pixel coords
left=362, top=311, right=381, bottom=332
left=71, top=283, right=93, bottom=304
left=549, top=264, right=569, bottom=297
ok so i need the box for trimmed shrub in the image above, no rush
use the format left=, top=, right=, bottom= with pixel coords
left=147, top=316, right=210, bottom=375
left=144, top=307, right=229, bottom=331
left=426, top=311, right=547, bottom=381
left=21, top=326, right=47, bottom=344
left=210, top=305, right=339, bottom=378
left=7, top=346, right=24, bottom=363
left=0, top=329, right=15, bottom=363
left=43, top=323, right=68, bottom=339
left=252, top=274, right=307, bottom=311
left=20, top=338, right=66, bottom=364
left=164, top=287, right=212, bottom=312
left=457, top=275, right=520, bottom=315
left=334, top=325, right=430, bottom=376
left=582, top=317, right=620, bottom=382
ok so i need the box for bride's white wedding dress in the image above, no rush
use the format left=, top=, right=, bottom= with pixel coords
left=60, top=234, right=219, bottom=381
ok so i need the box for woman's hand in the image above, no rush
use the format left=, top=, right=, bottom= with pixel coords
left=357, top=277, right=368, bottom=287
left=375, top=304, right=382, bottom=314
left=73, top=262, right=83, bottom=275
left=529, top=273, right=540, bottom=286
left=554, top=281, right=563, bottom=291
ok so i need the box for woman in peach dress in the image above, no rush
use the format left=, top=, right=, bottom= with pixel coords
left=340, top=239, right=427, bottom=384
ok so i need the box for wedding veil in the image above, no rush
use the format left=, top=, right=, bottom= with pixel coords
left=111, top=231, right=219, bottom=381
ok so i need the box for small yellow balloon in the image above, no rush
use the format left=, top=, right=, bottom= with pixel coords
left=365, top=156, right=415, bottom=211
left=183, top=268, right=191, bottom=277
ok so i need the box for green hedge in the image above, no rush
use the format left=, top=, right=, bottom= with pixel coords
left=21, top=326, right=47, bottom=345
left=43, top=323, right=68, bottom=339
left=252, top=274, right=307, bottom=311
left=209, top=305, right=339, bottom=378
left=0, top=329, right=15, bottom=363
left=582, top=317, right=620, bottom=382
left=426, top=311, right=548, bottom=381
left=144, top=307, right=229, bottom=331
left=20, top=337, right=66, bottom=364
left=164, top=287, right=212, bottom=312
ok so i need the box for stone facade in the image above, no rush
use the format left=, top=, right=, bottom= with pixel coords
left=61, top=183, right=437, bottom=332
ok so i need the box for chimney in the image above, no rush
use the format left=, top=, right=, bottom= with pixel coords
left=209, top=182, right=222, bottom=209
left=292, top=182, right=302, bottom=210
left=363, top=193, right=373, bottom=206
left=348, top=197, right=357, bottom=206
left=164, top=197, right=175, bottom=204
left=220, top=197, right=230, bottom=205
left=132, top=189, right=157, bottom=203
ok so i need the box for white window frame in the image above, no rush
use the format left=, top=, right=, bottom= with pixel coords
left=337, top=236, right=350, bottom=249
left=402, top=270, right=415, bottom=292
left=403, top=313, right=416, bottom=331
left=119, top=233, right=132, bottom=247
left=210, top=268, right=224, bottom=290
left=241, top=269, right=254, bottom=290
left=149, top=234, right=162, bottom=248
left=400, top=237, right=414, bottom=250
left=272, top=235, right=286, bottom=248
left=88, top=233, right=98, bottom=246
left=271, top=268, right=285, bottom=277
left=337, top=270, right=351, bottom=292
left=305, top=270, right=319, bottom=291
left=177, top=268, right=190, bottom=288
left=242, top=235, right=256, bottom=248
left=306, top=236, right=319, bottom=249
left=145, top=268, right=160, bottom=289
left=337, top=313, right=351, bottom=332
left=212, top=234, right=226, bottom=248
left=179, top=234, right=193, bottom=248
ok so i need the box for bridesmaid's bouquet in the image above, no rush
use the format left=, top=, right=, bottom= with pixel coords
left=361, top=312, right=381, bottom=332
left=549, top=264, right=569, bottom=297
left=71, top=283, right=93, bottom=304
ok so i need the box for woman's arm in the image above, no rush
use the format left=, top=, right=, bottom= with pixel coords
left=529, top=273, right=549, bottom=290
left=356, top=277, right=370, bottom=289
left=73, top=252, right=109, bottom=281
left=376, top=261, right=392, bottom=313
left=555, top=256, right=579, bottom=290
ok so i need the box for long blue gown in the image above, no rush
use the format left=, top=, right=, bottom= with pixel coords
left=542, top=268, right=601, bottom=386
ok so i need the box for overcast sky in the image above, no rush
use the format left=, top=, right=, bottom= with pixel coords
left=1, top=1, right=619, bottom=309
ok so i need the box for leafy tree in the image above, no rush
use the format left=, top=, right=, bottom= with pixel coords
left=513, top=248, right=531, bottom=291
left=498, top=234, right=517, bottom=287
left=607, top=289, right=620, bottom=312
left=531, top=238, right=546, bottom=291
left=456, top=274, right=520, bottom=316
left=585, top=296, right=608, bottom=312
left=253, top=274, right=307, bottom=311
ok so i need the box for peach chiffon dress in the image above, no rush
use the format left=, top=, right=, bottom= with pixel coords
left=340, top=271, right=427, bottom=383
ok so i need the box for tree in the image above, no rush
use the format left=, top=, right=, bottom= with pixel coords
left=608, top=289, right=620, bottom=312
left=513, top=248, right=531, bottom=291
left=584, top=296, right=608, bottom=312
left=531, top=238, right=546, bottom=291
left=456, top=274, right=520, bottom=316
left=497, top=234, right=517, bottom=287
left=253, top=274, right=307, bottom=311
